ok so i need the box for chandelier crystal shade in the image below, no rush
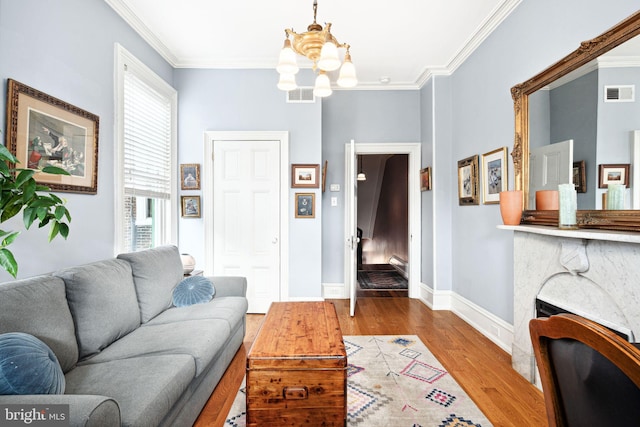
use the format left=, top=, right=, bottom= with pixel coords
left=276, top=0, right=357, bottom=97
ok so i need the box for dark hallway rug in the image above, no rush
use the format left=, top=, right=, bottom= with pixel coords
left=358, top=270, right=408, bottom=290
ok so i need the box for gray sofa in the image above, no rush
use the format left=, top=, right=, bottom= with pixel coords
left=0, top=245, right=248, bottom=426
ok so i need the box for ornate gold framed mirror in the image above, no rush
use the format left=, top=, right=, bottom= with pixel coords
left=511, top=10, right=640, bottom=231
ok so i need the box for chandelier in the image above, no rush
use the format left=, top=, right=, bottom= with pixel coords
left=276, top=0, right=357, bottom=97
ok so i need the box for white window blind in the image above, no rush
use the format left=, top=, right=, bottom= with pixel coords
left=123, top=70, right=172, bottom=199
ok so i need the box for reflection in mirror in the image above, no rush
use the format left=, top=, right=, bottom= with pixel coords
left=528, top=34, right=640, bottom=210
left=512, top=10, right=640, bottom=231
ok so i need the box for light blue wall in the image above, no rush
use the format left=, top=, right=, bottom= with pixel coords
left=420, top=81, right=435, bottom=287
left=597, top=66, right=640, bottom=208
left=550, top=71, right=598, bottom=209
left=320, top=90, right=421, bottom=284
left=173, top=68, right=323, bottom=298
left=0, top=0, right=173, bottom=280
left=431, top=77, right=454, bottom=292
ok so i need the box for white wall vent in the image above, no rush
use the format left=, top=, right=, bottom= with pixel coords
left=604, top=85, right=635, bottom=102
left=286, top=87, right=315, bottom=103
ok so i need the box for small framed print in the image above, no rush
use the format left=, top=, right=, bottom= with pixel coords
left=180, top=164, right=200, bottom=190
left=291, top=164, right=320, bottom=188
left=457, top=155, right=479, bottom=205
left=295, top=193, right=315, bottom=218
left=181, top=195, right=201, bottom=218
left=481, top=147, right=508, bottom=204
left=420, top=167, right=432, bottom=191
left=598, top=163, right=630, bottom=188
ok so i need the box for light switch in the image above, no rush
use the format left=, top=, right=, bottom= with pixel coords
left=331, top=197, right=338, bottom=206
left=330, top=184, right=340, bottom=192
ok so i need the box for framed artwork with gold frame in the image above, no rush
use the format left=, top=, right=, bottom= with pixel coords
left=458, top=155, right=479, bottom=205
left=6, top=79, right=99, bottom=194
left=295, top=193, right=315, bottom=218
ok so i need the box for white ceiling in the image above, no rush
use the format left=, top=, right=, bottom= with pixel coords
left=106, top=0, right=521, bottom=89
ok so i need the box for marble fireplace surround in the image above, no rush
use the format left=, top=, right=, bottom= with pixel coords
left=502, top=225, right=640, bottom=383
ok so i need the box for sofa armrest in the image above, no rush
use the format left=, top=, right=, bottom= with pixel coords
left=208, top=276, right=247, bottom=298
left=0, top=395, right=120, bottom=426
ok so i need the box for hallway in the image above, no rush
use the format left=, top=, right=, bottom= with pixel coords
left=357, top=263, right=408, bottom=297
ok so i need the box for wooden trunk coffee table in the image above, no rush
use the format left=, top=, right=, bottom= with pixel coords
left=246, top=301, right=347, bottom=426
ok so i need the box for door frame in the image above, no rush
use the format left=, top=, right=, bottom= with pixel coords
left=203, top=131, right=290, bottom=304
left=344, top=142, right=422, bottom=299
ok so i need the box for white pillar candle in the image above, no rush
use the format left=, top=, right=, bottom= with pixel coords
left=558, top=183, right=577, bottom=229
left=606, top=183, right=625, bottom=210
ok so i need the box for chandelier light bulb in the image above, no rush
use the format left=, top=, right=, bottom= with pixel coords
left=276, top=39, right=299, bottom=75
left=313, top=71, right=332, bottom=97
left=337, top=51, right=357, bottom=88
left=318, top=41, right=341, bottom=71
left=277, top=73, right=297, bottom=92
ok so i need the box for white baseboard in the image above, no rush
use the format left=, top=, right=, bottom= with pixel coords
left=322, top=283, right=348, bottom=299
left=418, top=283, right=452, bottom=310
left=323, top=281, right=513, bottom=354
left=449, top=292, right=513, bottom=354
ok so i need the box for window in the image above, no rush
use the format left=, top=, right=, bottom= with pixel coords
left=115, top=44, right=177, bottom=253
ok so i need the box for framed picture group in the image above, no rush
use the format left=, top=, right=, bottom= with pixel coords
left=457, top=146, right=508, bottom=206
left=180, top=163, right=201, bottom=218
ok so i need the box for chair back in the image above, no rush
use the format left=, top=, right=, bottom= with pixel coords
left=529, top=313, right=640, bottom=427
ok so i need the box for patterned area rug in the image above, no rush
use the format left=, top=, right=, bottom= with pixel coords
left=358, top=270, right=408, bottom=289
left=224, top=335, right=492, bottom=427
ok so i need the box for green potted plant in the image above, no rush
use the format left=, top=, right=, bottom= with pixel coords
left=0, top=142, right=71, bottom=278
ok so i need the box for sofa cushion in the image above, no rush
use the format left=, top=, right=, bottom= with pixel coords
left=79, top=319, right=231, bottom=376
left=55, top=259, right=141, bottom=360
left=148, top=297, right=248, bottom=332
left=172, top=276, right=215, bottom=307
left=65, top=354, right=195, bottom=427
left=0, top=276, right=78, bottom=373
left=117, top=245, right=184, bottom=323
left=0, top=332, right=65, bottom=395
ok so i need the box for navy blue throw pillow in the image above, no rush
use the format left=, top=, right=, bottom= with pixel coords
left=172, top=276, right=215, bottom=307
left=0, top=332, right=65, bottom=395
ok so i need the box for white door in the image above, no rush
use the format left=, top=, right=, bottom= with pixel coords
left=529, top=139, right=573, bottom=208
left=213, top=140, right=280, bottom=313
left=346, top=140, right=358, bottom=316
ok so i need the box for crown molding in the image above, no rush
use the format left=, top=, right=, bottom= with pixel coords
left=107, top=0, right=522, bottom=90
left=415, top=0, right=522, bottom=88
left=105, top=0, right=179, bottom=67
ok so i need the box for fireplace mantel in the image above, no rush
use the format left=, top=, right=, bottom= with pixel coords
left=498, top=224, right=640, bottom=244
left=500, top=224, right=640, bottom=383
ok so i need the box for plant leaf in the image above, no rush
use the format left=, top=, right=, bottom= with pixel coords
left=23, top=207, right=38, bottom=229
left=22, top=178, right=36, bottom=203
left=15, top=169, right=35, bottom=188
left=41, top=166, right=71, bottom=176
left=1, top=195, right=23, bottom=222
left=58, top=222, right=69, bottom=239
left=0, top=248, right=18, bottom=278
left=1, top=231, right=19, bottom=247
left=54, top=205, right=66, bottom=221
left=0, top=144, right=18, bottom=164
left=0, top=161, right=11, bottom=177
left=48, top=222, right=60, bottom=242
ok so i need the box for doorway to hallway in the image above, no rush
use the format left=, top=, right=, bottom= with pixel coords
left=356, top=153, right=409, bottom=297
left=344, top=142, right=420, bottom=315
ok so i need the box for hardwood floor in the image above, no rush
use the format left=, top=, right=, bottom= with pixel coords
left=194, top=297, right=547, bottom=427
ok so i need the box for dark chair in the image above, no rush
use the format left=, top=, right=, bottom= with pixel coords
left=529, top=313, right=640, bottom=427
